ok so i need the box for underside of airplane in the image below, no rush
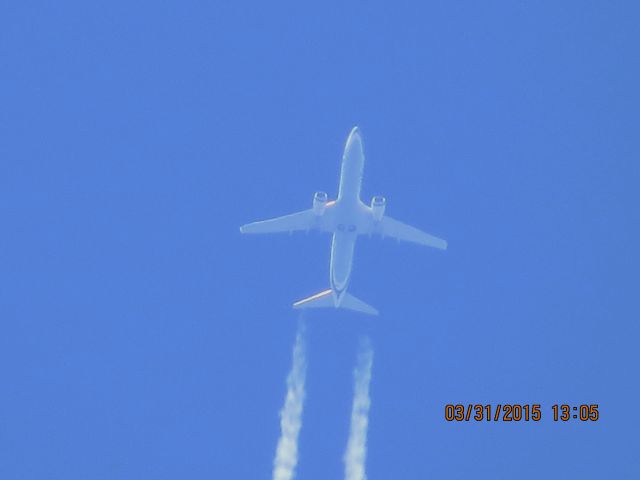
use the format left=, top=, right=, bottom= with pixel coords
left=240, top=127, right=447, bottom=315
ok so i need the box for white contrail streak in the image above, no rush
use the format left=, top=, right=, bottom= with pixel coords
left=272, top=318, right=307, bottom=480
left=344, top=337, right=374, bottom=480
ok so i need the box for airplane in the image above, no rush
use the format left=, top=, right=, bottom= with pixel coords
left=240, top=127, right=447, bottom=315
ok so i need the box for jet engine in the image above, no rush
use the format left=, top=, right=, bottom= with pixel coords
left=371, top=195, right=386, bottom=221
left=313, top=191, right=328, bottom=216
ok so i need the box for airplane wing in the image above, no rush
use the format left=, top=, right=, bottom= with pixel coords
left=240, top=209, right=332, bottom=234
left=376, top=215, right=447, bottom=250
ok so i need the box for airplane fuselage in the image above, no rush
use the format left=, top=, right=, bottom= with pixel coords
left=330, top=128, right=368, bottom=306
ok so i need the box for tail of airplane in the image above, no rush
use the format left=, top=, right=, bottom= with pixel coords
left=293, top=289, right=378, bottom=316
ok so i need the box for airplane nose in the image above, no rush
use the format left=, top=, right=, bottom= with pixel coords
left=348, top=126, right=361, bottom=142
left=345, top=126, right=363, bottom=154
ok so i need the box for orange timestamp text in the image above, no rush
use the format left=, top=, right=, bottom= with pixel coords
left=444, top=404, right=599, bottom=422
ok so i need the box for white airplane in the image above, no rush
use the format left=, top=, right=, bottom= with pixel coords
left=240, top=127, right=447, bottom=315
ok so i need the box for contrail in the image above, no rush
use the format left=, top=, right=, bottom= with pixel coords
left=344, top=336, right=374, bottom=480
left=272, top=317, right=307, bottom=480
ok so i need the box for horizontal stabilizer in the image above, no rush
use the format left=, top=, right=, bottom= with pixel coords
left=293, top=289, right=378, bottom=316
left=341, top=292, right=379, bottom=315
left=293, top=289, right=334, bottom=309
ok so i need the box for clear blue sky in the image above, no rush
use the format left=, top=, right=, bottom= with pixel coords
left=1, top=1, right=638, bottom=478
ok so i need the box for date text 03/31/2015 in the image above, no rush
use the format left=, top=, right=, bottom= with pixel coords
left=444, top=404, right=599, bottom=422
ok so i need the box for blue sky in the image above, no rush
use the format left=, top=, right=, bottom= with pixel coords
left=1, top=1, right=638, bottom=478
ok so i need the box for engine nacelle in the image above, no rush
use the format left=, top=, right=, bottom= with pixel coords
left=371, top=195, right=386, bottom=221
left=313, top=191, right=328, bottom=216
